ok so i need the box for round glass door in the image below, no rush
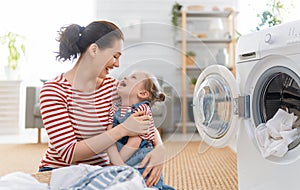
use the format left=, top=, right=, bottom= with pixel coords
left=194, top=74, right=232, bottom=139
left=193, top=65, right=239, bottom=147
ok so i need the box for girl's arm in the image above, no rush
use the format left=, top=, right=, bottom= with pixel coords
left=106, top=124, right=125, bottom=166
left=119, top=136, right=142, bottom=162
left=107, top=144, right=126, bottom=166
left=139, top=128, right=165, bottom=187
left=153, top=128, right=163, bottom=146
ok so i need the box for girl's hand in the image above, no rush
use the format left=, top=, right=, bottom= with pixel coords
left=121, top=111, right=150, bottom=136
left=139, top=144, right=165, bottom=187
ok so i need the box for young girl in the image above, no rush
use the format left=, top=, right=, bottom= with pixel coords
left=107, top=71, right=174, bottom=190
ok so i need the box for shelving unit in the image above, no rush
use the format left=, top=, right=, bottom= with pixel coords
left=178, top=10, right=236, bottom=134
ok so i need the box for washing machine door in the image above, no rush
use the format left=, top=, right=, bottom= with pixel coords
left=193, top=65, right=240, bottom=147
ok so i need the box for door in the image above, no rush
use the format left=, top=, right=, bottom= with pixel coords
left=193, top=65, right=240, bottom=147
left=241, top=55, right=300, bottom=163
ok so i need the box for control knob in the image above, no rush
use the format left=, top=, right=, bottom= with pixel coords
left=265, top=33, right=272, bottom=43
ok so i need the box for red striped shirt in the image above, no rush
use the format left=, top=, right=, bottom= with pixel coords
left=39, top=74, right=118, bottom=168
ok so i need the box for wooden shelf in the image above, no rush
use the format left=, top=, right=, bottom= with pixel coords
left=174, top=94, right=194, bottom=98
left=180, top=11, right=233, bottom=18
left=177, top=66, right=203, bottom=71
left=175, top=122, right=198, bottom=132
left=178, top=10, right=236, bottom=134
left=175, top=122, right=196, bottom=127
left=176, top=38, right=232, bottom=43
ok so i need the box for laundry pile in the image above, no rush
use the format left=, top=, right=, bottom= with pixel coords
left=255, top=108, right=300, bottom=158
left=0, top=164, right=155, bottom=190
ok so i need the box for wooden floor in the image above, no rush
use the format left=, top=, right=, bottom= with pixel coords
left=32, top=141, right=238, bottom=190
left=163, top=141, right=237, bottom=190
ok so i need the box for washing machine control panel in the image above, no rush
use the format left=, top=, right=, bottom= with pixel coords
left=238, top=20, right=300, bottom=62
left=287, top=26, right=300, bottom=45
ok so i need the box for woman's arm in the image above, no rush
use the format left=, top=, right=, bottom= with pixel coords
left=72, top=113, right=151, bottom=163
left=72, top=125, right=127, bottom=163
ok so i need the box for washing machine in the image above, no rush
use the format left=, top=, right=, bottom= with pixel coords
left=193, top=20, right=300, bottom=190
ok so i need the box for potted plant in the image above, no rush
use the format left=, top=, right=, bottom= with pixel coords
left=186, top=51, right=196, bottom=66
left=171, top=2, right=182, bottom=27
left=0, top=32, right=26, bottom=80
left=189, top=77, right=197, bottom=93
left=255, top=0, right=292, bottom=31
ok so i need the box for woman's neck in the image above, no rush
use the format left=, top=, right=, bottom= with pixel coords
left=64, top=64, right=103, bottom=92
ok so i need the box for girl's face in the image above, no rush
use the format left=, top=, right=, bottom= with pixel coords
left=97, top=39, right=123, bottom=78
left=117, top=72, right=148, bottom=98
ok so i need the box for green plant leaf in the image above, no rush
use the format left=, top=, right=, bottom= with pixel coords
left=171, top=2, right=182, bottom=27
left=0, top=32, right=26, bottom=70
left=255, top=0, right=289, bottom=31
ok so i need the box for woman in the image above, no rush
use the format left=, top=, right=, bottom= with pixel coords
left=39, top=20, right=165, bottom=187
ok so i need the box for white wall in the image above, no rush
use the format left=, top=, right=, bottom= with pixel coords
left=96, top=0, right=237, bottom=95
left=0, top=0, right=96, bottom=84
left=0, top=0, right=98, bottom=133
left=1, top=0, right=239, bottom=87
left=1, top=0, right=298, bottom=85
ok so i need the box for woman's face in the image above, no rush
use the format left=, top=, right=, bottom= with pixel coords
left=97, top=39, right=123, bottom=79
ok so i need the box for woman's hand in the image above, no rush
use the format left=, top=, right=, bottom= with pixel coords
left=121, top=111, right=151, bottom=136
left=139, top=144, right=165, bottom=187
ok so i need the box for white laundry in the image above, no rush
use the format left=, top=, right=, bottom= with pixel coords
left=266, top=108, right=297, bottom=139
left=255, top=108, right=300, bottom=158
left=0, top=164, right=155, bottom=190
left=50, top=164, right=102, bottom=190
left=0, top=172, right=48, bottom=190
left=50, top=164, right=155, bottom=190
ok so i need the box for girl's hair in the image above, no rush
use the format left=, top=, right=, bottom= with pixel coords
left=142, top=72, right=166, bottom=105
left=56, top=20, right=124, bottom=61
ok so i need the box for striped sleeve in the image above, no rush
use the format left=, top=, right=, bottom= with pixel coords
left=135, top=104, right=156, bottom=142
left=40, top=82, right=77, bottom=165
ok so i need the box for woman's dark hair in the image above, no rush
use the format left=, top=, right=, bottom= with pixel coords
left=56, top=20, right=124, bottom=61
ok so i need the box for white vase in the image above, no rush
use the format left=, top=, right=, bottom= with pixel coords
left=216, top=49, right=228, bottom=66
left=4, top=66, right=19, bottom=80
left=209, top=18, right=224, bottom=38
